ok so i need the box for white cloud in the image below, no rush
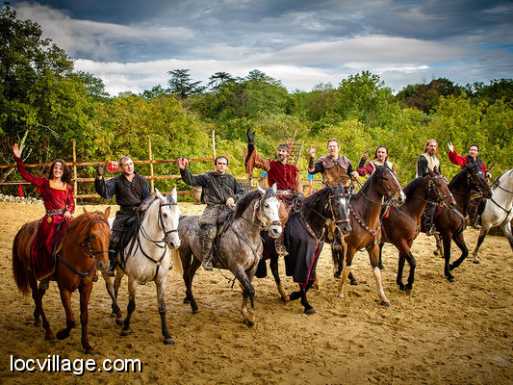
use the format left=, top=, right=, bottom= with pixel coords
left=15, top=2, right=194, bottom=58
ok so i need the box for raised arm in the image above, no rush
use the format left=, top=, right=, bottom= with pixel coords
left=245, top=129, right=271, bottom=174
left=94, top=165, right=117, bottom=199
left=177, top=158, right=208, bottom=187
left=12, top=143, right=46, bottom=187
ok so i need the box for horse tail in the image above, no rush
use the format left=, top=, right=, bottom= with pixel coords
left=12, top=226, right=30, bottom=294
left=170, top=248, right=183, bottom=275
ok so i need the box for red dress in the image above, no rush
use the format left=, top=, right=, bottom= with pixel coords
left=15, top=157, right=75, bottom=279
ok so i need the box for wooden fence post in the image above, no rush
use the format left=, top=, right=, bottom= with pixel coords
left=148, top=137, right=155, bottom=192
left=211, top=129, right=216, bottom=159
left=72, top=139, right=78, bottom=206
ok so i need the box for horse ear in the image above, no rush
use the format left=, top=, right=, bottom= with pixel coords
left=271, top=183, right=277, bottom=194
left=82, top=207, right=88, bottom=214
left=155, top=188, right=164, bottom=200
left=171, top=187, right=178, bottom=202
left=257, top=185, right=266, bottom=195
left=104, top=206, right=111, bottom=220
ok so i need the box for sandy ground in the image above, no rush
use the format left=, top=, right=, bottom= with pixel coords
left=0, top=201, right=512, bottom=385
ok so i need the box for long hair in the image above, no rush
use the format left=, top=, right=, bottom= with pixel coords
left=48, top=159, right=72, bottom=184
left=374, top=145, right=389, bottom=162
left=423, top=139, right=439, bottom=156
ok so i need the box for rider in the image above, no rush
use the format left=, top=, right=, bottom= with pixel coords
left=307, top=138, right=359, bottom=188
left=12, top=143, right=75, bottom=281
left=447, top=142, right=488, bottom=228
left=357, top=145, right=397, bottom=176
left=95, top=156, right=150, bottom=274
left=416, top=139, right=442, bottom=235
left=245, top=129, right=302, bottom=222
left=178, top=156, right=244, bottom=271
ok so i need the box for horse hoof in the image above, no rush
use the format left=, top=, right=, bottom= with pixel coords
left=334, top=272, right=341, bottom=279
left=83, top=346, right=96, bottom=355
left=163, top=337, right=175, bottom=345
left=121, top=329, right=131, bottom=336
left=446, top=276, right=455, bottom=283
left=472, top=259, right=480, bottom=264
left=381, top=300, right=391, bottom=307
left=56, top=329, right=69, bottom=340
left=304, top=307, right=316, bottom=315
left=243, top=318, right=255, bottom=327
left=115, top=318, right=123, bottom=326
left=280, top=296, right=289, bottom=304
left=33, top=319, right=41, bottom=327
left=350, top=279, right=359, bottom=286
left=398, top=284, right=405, bottom=291
left=183, top=297, right=191, bottom=304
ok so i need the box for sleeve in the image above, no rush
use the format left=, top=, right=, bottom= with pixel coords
left=233, top=178, right=245, bottom=201
left=309, top=161, right=324, bottom=175
left=416, top=156, right=427, bottom=177
left=245, top=144, right=271, bottom=174
left=448, top=150, right=466, bottom=167
left=66, top=186, right=75, bottom=214
left=481, top=162, right=487, bottom=174
left=140, top=176, right=151, bottom=200
left=95, top=176, right=117, bottom=199
left=347, top=161, right=354, bottom=175
left=14, top=156, right=46, bottom=187
left=357, top=162, right=374, bottom=176
left=180, top=168, right=208, bottom=187
left=295, top=171, right=303, bottom=194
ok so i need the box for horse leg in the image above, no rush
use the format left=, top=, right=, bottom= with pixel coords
left=30, top=276, right=54, bottom=340
left=183, top=256, right=201, bottom=313
left=442, top=233, right=455, bottom=282
left=121, top=276, right=136, bottom=336
left=270, top=256, right=288, bottom=303
left=331, top=241, right=341, bottom=278
left=31, top=281, right=41, bottom=326
left=300, top=283, right=315, bottom=315
left=472, top=226, right=490, bottom=264
left=156, top=276, right=174, bottom=345
left=234, top=267, right=255, bottom=327
left=337, top=249, right=354, bottom=299
left=79, top=281, right=94, bottom=354
left=449, top=231, right=468, bottom=271
left=378, top=242, right=385, bottom=270
left=501, top=220, right=513, bottom=252
left=56, top=286, right=76, bottom=340
left=434, top=232, right=443, bottom=257
left=104, top=272, right=123, bottom=325
left=404, top=251, right=416, bottom=292
left=369, top=244, right=391, bottom=306
left=396, top=252, right=406, bottom=291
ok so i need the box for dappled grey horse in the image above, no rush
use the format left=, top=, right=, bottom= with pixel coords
left=178, top=184, right=281, bottom=326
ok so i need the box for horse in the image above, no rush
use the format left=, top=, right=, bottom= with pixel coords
left=179, top=185, right=282, bottom=327
left=104, top=189, right=181, bottom=345
left=429, top=163, right=491, bottom=281
left=337, top=166, right=405, bottom=306
left=278, top=185, right=352, bottom=314
left=472, top=168, right=513, bottom=262
left=380, top=175, right=455, bottom=292
left=12, top=208, right=111, bottom=353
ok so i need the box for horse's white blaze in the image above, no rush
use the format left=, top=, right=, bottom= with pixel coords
left=373, top=266, right=389, bottom=305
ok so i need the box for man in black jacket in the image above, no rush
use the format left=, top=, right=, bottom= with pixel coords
left=178, top=156, right=244, bottom=270
left=95, top=156, right=150, bottom=273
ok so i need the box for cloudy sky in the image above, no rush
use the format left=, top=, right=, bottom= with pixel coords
left=11, top=0, right=513, bottom=95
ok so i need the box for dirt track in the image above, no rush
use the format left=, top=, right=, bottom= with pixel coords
left=0, top=201, right=512, bottom=385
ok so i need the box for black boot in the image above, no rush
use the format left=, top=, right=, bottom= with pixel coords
left=199, top=225, right=215, bottom=271
left=106, top=249, right=117, bottom=276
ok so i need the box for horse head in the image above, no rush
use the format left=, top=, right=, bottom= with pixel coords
left=465, top=163, right=492, bottom=199
left=155, top=188, right=181, bottom=249
left=374, top=165, right=405, bottom=206
left=427, top=173, right=456, bottom=207
left=256, top=184, right=282, bottom=239
left=329, top=185, right=352, bottom=233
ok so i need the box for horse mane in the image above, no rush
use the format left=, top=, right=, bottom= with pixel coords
left=66, top=211, right=107, bottom=241
left=403, top=177, right=426, bottom=199
left=233, top=190, right=261, bottom=219
left=449, top=167, right=470, bottom=189
left=303, top=186, right=330, bottom=209
left=355, top=166, right=386, bottom=199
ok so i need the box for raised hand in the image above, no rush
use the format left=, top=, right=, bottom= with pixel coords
left=307, top=147, right=316, bottom=158
left=246, top=129, right=255, bottom=144
left=447, top=142, right=455, bottom=152
left=96, top=164, right=105, bottom=177
left=361, top=152, right=369, bottom=161
left=177, top=157, right=189, bottom=170
left=12, top=143, right=21, bottom=159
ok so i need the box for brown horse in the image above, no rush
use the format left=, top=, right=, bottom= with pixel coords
left=380, top=175, right=455, bottom=292
left=12, top=208, right=111, bottom=353
left=428, top=164, right=492, bottom=281
left=337, top=166, right=405, bottom=306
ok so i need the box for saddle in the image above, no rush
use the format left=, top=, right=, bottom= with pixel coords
left=118, top=215, right=142, bottom=268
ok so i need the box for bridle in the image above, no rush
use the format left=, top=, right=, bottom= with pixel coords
left=425, top=176, right=454, bottom=207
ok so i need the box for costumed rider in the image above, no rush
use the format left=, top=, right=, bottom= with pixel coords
left=95, top=156, right=150, bottom=274
left=177, top=156, right=244, bottom=271
left=357, top=145, right=397, bottom=176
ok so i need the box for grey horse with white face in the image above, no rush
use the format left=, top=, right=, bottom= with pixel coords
left=178, top=184, right=281, bottom=326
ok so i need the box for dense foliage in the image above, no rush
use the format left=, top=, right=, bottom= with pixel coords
left=1, top=7, right=513, bottom=197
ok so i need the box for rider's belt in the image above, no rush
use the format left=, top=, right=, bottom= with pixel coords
left=46, top=208, right=66, bottom=223
left=119, top=205, right=138, bottom=213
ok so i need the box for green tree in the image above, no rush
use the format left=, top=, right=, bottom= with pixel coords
left=167, top=69, right=204, bottom=99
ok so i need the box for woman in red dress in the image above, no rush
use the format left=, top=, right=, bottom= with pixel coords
left=13, top=144, right=75, bottom=280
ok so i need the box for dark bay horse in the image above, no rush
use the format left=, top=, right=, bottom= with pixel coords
left=272, top=185, right=352, bottom=314
left=380, top=175, right=455, bottom=292
left=12, top=208, right=111, bottom=353
left=338, top=166, right=405, bottom=306
left=179, top=185, right=282, bottom=326
left=429, top=164, right=491, bottom=281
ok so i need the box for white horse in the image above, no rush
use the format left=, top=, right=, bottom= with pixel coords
left=472, top=169, right=513, bottom=262
left=103, top=188, right=181, bottom=345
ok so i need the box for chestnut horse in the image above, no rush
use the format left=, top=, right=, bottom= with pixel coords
left=12, top=208, right=111, bottom=353
left=338, top=166, right=405, bottom=306
left=380, top=175, right=455, bottom=292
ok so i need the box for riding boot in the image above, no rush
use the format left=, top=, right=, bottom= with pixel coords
left=199, top=225, right=216, bottom=271
left=422, top=203, right=436, bottom=236
left=468, top=199, right=482, bottom=229
left=106, top=234, right=120, bottom=276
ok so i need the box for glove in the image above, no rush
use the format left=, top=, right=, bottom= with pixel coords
left=226, top=197, right=236, bottom=209
left=96, top=164, right=105, bottom=177
left=246, top=129, right=255, bottom=145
